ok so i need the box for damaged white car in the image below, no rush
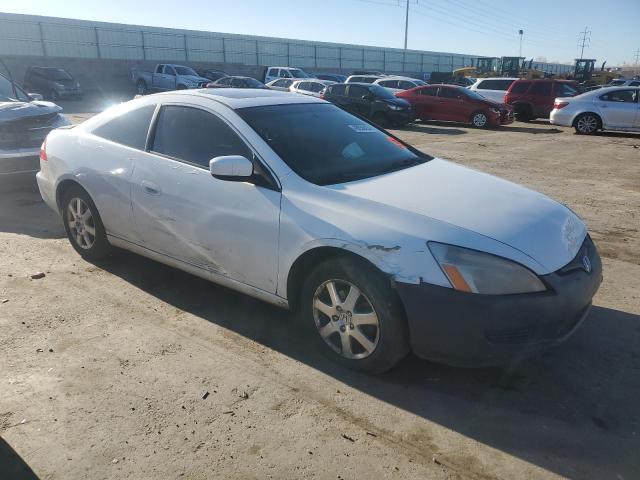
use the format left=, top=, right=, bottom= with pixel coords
left=37, top=89, right=602, bottom=373
left=0, top=71, right=69, bottom=180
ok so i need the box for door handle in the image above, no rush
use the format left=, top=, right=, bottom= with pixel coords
left=141, top=180, right=160, bottom=195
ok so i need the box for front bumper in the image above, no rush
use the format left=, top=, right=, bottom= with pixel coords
left=395, top=236, right=602, bottom=367
left=388, top=108, right=414, bottom=125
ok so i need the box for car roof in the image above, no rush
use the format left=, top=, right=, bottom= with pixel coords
left=165, top=88, right=323, bottom=109
left=474, top=77, right=519, bottom=82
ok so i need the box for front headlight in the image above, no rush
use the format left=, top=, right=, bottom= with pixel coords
left=387, top=104, right=402, bottom=111
left=489, top=107, right=501, bottom=114
left=53, top=82, right=65, bottom=89
left=428, top=242, right=546, bottom=295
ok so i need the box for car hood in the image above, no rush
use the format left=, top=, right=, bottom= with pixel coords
left=0, top=100, right=62, bottom=123
left=327, top=158, right=586, bottom=273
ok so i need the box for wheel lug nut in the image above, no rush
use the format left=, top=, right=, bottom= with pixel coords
left=349, top=324, right=354, bottom=330
left=336, top=306, right=342, bottom=312
left=332, top=315, right=338, bottom=321
left=340, top=325, right=346, bottom=332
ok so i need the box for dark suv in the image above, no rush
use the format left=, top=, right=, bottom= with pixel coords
left=504, top=79, right=579, bottom=121
left=23, top=66, right=82, bottom=101
left=321, top=83, right=413, bottom=127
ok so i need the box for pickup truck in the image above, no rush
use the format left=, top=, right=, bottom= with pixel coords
left=131, top=64, right=211, bottom=94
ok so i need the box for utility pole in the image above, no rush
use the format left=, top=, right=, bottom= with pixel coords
left=518, top=29, right=523, bottom=58
left=404, top=0, right=409, bottom=50
left=634, top=48, right=640, bottom=76
left=578, top=27, right=591, bottom=59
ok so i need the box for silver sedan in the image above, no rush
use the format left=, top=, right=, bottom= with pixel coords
left=550, top=86, right=639, bottom=134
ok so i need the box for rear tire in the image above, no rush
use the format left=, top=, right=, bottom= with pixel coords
left=61, top=186, right=112, bottom=261
left=514, top=103, right=532, bottom=122
left=300, top=257, right=410, bottom=373
left=136, top=80, right=148, bottom=95
left=574, top=113, right=600, bottom=135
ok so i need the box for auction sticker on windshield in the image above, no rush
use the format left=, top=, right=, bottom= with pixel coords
left=348, top=124, right=377, bottom=133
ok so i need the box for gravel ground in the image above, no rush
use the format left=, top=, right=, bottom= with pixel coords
left=1, top=101, right=639, bottom=480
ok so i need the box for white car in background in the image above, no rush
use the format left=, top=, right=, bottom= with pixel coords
left=373, top=76, right=427, bottom=93
left=607, top=78, right=640, bottom=87
left=289, top=79, right=335, bottom=97
left=469, top=77, right=518, bottom=103
left=265, top=78, right=295, bottom=91
left=37, top=89, right=601, bottom=373
left=345, top=75, right=384, bottom=84
left=550, top=86, right=639, bottom=134
left=264, top=66, right=312, bottom=84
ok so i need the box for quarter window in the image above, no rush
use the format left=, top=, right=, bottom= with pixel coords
left=439, top=87, right=461, bottom=99
left=529, top=82, right=552, bottom=96
left=92, top=104, right=156, bottom=150
left=510, top=82, right=531, bottom=94
left=150, top=106, right=252, bottom=168
left=419, top=87, right=439, bottom=96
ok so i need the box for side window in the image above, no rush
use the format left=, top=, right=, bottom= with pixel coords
left=530, top=82, right=552, bottom=96
left=630, top=81, right=640, bottom=87
left=268, top=68, right=278, bottom=77
left=347, top=85, right=366, bottom=98
left=231, top=77, right=244, bottom=87
left=599, top=90, right=637, bottom=103
left=272, top=79, right=284, bottom=87
left=398, top=81, right=414, bottom=90
left=310, top=82, right=324, bottom=93
left=476, top=80, right=492, bottom=89
left=281, top=70, right=292, bottom=78
left=218, top=77, right=232, bottom=86
left=155, top=65, right=164, bottom=74
left=151, top=106, right=252, bottom=167
left=555, top=83, right=578, bottom=98
left=164, top=66, right=176, bottom=76
left=283, top=79, right=293, bottom=87
left=92, top=104, right=156, bottom=150
left=329, top=84, right=346, bottom=96
left=439, top=87, right=461, bottom=99
left=297, top=82, right=310, bottom=91
left=420, top=87, right=439, bottom=96
left=510, top=81, right=531, bottom=94
left=350, top=77, right=363, bottom=83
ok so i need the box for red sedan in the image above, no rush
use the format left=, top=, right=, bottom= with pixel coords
left=396, top=84, right=514, bottom=128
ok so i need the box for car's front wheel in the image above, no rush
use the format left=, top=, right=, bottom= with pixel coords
left=574, top=113, right=600, bottom=135
left=471, top=111, right=490, bottom=128
left=61, top=186, right=112, bottom=260
left=301, top=257, right=409, bottom=373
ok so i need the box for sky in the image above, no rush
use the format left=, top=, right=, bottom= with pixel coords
left=1, top=0, right=638, bottom=66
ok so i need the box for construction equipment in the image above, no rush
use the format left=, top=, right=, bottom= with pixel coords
left=569, top=59, right=619, bottom=86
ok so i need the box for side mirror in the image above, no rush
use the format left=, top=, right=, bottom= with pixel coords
left=361, top=93, right=374, bottom=101
left=28, top=93, right=43, bottom=101
left=209, top=155, right=253, bottom=180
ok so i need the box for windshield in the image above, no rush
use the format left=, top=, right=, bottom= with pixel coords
left=290, top=69, right=310, bottom=78
left=368, top=84, right=396, bottom=100
left=413, top=80, right=427, bottom=86
left=44, top=68, right=72, bottom=80
left=0, top=73, right=30, bottom=102
left=175, top=66, right=198, bottom=76
left=237, top=103, right=430, bottom=186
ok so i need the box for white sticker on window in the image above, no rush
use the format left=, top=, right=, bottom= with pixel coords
left=348, top=124, right=377, bottom=133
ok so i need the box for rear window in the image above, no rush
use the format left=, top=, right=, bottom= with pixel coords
left=476, top=79, right=514, bottom=91
left=510, top=81, right=531, bottom=94
left=237, top=103, right=431, bottom=186
left=92, top=104, right=156, bottom=150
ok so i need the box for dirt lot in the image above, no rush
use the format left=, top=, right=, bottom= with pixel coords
left=1, top=99, right=639, bottom=480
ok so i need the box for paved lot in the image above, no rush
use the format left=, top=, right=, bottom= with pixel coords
left=1, top=101, right=639, bottom=479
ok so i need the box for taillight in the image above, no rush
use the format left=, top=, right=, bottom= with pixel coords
left=554, top=101, right=569, bottom=110
left=40, top=138, right=48, bottom=161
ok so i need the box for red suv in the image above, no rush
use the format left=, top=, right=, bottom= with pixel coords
left=504, top=79, right=579, bottom=121
left=396, top=84, right=514, bottom=128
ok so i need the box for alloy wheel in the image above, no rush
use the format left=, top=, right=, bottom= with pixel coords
left=473, top=113, right=488, bottom=127
left=576, top=114, right=598, bottom=134
left=67, top=197, right=96, bottom=250
left=312, top=279, right=380, bottom=359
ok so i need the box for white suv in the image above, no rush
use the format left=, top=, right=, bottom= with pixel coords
left=264, top=67, right=312, bottom=84
left=469, top=77, right=518, bottom=103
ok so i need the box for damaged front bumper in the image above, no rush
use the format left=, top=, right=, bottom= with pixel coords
left=395, top=236, right=603, bottom=367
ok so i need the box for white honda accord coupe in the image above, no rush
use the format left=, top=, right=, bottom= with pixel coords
left=37, top=89, right=602, bottom=373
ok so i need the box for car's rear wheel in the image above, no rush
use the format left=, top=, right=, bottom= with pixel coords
left=136, top=80, right=147, bottom=95
left=301, top=257, right=409, bottom=373
left=574, top=113, right=600, bottom=135
left=61, top=186, right=112, bottom=260
left=514, top=103, right=532, bottom=122
left=471, top=111, right=489, bottom=128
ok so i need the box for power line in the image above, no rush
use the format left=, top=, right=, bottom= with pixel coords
left=578, top=27, right=591, bottom=59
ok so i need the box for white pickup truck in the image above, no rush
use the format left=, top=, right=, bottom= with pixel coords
left=131, top=64, right=211, bottom=94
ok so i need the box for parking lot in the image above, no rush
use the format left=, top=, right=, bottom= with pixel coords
left=1, top=96, right=639, bottom=480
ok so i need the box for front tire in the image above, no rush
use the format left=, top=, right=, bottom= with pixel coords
left=61, top=186, right=112, bottom=261
left=300, top=257, right=410, bottom=373
left=574, top=113, right=600, bottom=135
left=372, top=112, right=390, bottom=128
left=471, top=111, right=490, bottom=128
left=136, top=80, right=148, bottom=95
left=514, top=103, right=532, bottom=122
